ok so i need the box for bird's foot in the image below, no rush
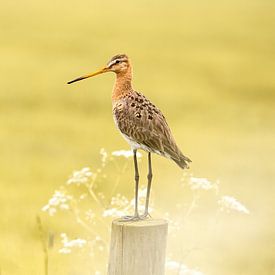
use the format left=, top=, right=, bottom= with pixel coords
left=119, top=212, right=152, bottom=222
left=120, top=214, right=141, bottom=222
left=139, top=212, right=152, bottom=220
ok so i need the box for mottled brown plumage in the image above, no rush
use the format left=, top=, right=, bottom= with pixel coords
left=113, top=90, right=191, bottom=169
left=68, top=54, right=191, bottom=220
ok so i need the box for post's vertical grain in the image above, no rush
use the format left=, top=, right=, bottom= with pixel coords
left=108, top=219, right=168, bottom=275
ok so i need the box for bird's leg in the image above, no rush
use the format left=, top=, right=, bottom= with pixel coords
left=121, top=149, right=140, bottom=221
left=140, top=152, right=153, bottom=219
left=133, top=149, right=140, bottom=218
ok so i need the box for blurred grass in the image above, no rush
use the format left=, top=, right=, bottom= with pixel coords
left=0, top=0, right=275, bottom=274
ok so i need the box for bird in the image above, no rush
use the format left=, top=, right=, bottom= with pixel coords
left=68, top=54, right=191, bottom=221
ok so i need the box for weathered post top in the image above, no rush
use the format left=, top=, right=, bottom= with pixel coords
left=108, top=219, right=168, bottom=275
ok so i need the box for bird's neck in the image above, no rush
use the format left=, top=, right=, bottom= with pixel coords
left=112, top=68, right=133, bottom=102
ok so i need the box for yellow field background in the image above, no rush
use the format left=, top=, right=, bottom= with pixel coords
left=1, top=0, right=275, bottom=274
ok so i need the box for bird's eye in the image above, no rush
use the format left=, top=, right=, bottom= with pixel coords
left=115, top=60, right=120, bottom=64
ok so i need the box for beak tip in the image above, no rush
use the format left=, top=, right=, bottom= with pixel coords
left=67, top=78, right=80, bottom=84
left=67, top=67, right=106, bottom=85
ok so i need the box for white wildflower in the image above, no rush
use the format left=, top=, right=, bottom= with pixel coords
left=102, top=208, right=129, bottom=217
left=112, top=150, right=142, bottom=158
left=218, top=195, right=250, bottom=214
left=59, top=233, right=87, bottom=254
left=103, top=193, right=133, bottom=217
left=42, top=189, right=72, bottom=216
left=189, top=177, right=217, bottom=191
left=67, top=167, right=93, bottom=185
left=100, top=148, right=108, bottom=166
left=166, top=260, right=204, bottom=275
left=110, top=193, right=129, bottom=208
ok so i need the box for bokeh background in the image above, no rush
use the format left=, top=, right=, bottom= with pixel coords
left=1, top=0, right=275, bottom=274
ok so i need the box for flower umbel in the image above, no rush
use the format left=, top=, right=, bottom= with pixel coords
left=218, top=195, right=250, bottom=214
left=102, top=208, right=129, bottom=218
left=42, top=188, right=72, bottom=216
left=103, top=193, right=132, bottom=217
left=189, top=177, right=217, bottom=191
left=110, top=193, right=129, bottom=208
left=59, top=233, right=87, bottom=254
left=67, top=167, right=93, bottom=185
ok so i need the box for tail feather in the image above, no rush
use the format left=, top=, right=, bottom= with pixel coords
left=171, top=153, right=192, bottom=169
left=162, top=141, right=191, bottom=169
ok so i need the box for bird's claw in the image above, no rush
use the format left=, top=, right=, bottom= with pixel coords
left=120, top=215, right=141, bottom=222
left=139, top=212, right=152, bottom=220
left=120, top=212, right=152, bottom=222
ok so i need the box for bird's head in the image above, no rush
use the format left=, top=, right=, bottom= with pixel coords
left=67, top=54, right=130, bottom=84
left=106, top=54, right=130, bottom=74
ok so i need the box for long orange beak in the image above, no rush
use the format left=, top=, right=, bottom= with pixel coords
left=67, top=67, right=109, bottom=84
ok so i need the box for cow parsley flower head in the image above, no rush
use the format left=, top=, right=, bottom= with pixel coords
left=42, top=189, right=72, bottom=216
left=189, top=177, right=217, bottom=191
left=102, top=208, right=129, bottom=218
left=112, top=150, right=142, bottom=158
left=218, top=195, right=250, bottom=214
left=103, top=193, right=132, bottom=218
left=67, top=167, right=93, bottom=185
left=110, top=193, right=129, bottom=208
left=59, top=233, right=87, bottom=254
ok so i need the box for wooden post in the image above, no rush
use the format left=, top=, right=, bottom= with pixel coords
left=108, top=219, right=168, bottom=275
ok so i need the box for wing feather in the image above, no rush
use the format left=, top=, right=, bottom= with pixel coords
left=113, top=91, right=191, bottom=168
